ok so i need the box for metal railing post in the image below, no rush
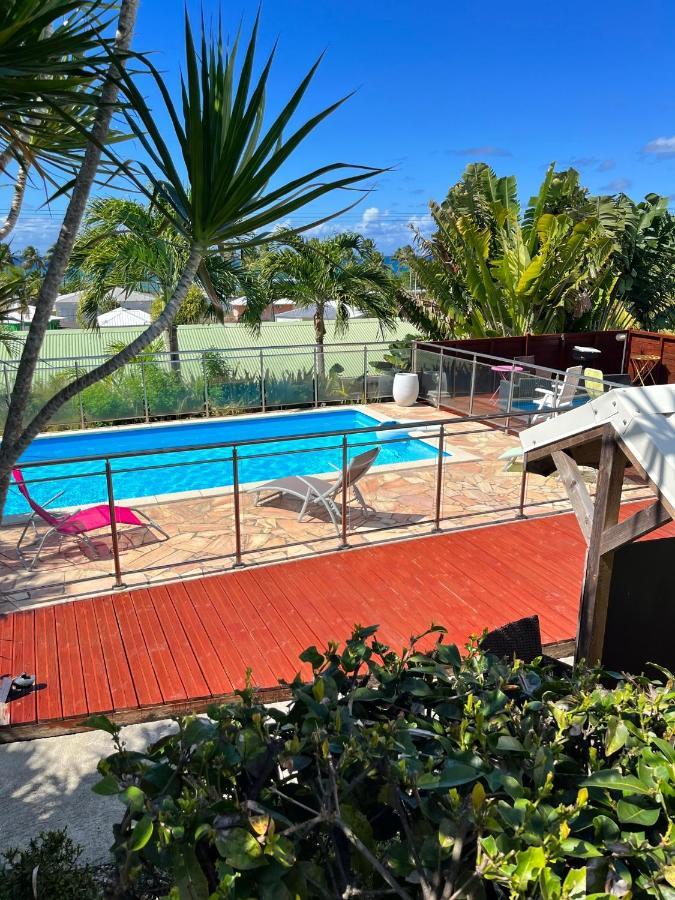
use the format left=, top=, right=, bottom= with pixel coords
left=505, top=368, right=515, bottom=432
left=412, top=341, right=418, bottom=373
left=313, top=346, right=319, bottom=407
left=202, top=354, right=210, bottom=418
left=260, top=350, right=266, bottom=413
left=517, top=451, right=528, bottom=518
left=232, top=446, right=244, bottom=567
left=433, top=423, right=445, bottom=532
left=436, top=347, right=444, bottom=408
left=340, top=435, right=349, bottom=549
left=363, top=345, right=368, bottom=403
left=141, top=361, right=149, bottom=422
left=105, top=460, right=125, bottom=589
left=74, top=361, right=85, bottom=429
left=468, top=354, right=477, bottom=415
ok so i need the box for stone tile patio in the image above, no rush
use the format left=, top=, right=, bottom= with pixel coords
left=0, top=403, right=651, bottom=613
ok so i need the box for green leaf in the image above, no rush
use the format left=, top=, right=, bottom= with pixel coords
left=216, top=828, right=264, bottom=870
left=121, top=785, right=146, bottom=813
left=496, top=735, right=526, bottom=753
left=436, top=643, right=461, bottom=669
left=85, top=714, right=118, bottom=735
left=172, top=846, right=210, bottom=900
left=513, top=846, right=547, bottom=887
left=418, top=761, right=480, bottom=790
left=605, top=718, right=629, bottom=756
left=560, top=838, right=602, bottom=859
left=540, top=868, right=562, bottom=900
left=265, top=835, right=296, bottom=868
left=582, top=769, right=652, bottom=795
left=616, top=796, right=661, bottom=826
left=562, top=867, right=587, bottom=899
left=91, top=774, right=120, bottom=796
left=129, top=815, right=154, bottom=852
left=299, top=645, right=324, bottom=667
left=664, top=865, right=675, bottom=888
left=652, top=737, right=675, bottom=763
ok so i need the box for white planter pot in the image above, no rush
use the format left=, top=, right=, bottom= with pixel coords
left=392, top=372, right=419, bottom=407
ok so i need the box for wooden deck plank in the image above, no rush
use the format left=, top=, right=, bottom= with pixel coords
left=10, top=611, right=36, bottom=724
left=0, top=612, right=12, bottom=678
left=112, top=592, right=163, bottom=707
left=53, top=604, right=88, bottom=719
left=166, top=582, right=233, bottom=696
left=131, top=589, right=187, bottom=704
left=181, top=579, right=249, bottom=690
left=94, top=597, right=138, bottom=712
left=76, top=600, right=113, bottom=715
left=34, top=606, right=62, bottom=722
left=210, top=574, right=300, bottom=683
left=149, top=586, right=211, bottom=700
left=6, top=504, right=666, bottom=741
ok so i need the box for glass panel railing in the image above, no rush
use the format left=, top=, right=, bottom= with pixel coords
left=415, top=349, right=443, bottom=405
left=264, top=348, right=315, bottom=408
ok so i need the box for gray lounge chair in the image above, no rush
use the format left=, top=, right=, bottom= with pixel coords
left=246, top=447, right=379, bottom=534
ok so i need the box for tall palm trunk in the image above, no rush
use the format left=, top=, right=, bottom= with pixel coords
left=167, top=322, right=181, bottom=373
left=2, top=248, right=202, bottom=476
left=0, top=0, right=140, bottom=519
left=314, top=302, right=326, bottom=377
left=0, top=161, right=29, bottom=240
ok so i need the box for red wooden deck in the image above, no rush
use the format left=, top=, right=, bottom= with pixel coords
left=2, top=504, right=672, bottom=741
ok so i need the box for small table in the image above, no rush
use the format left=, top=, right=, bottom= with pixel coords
left=490, top=364, right=523, bottom=400
left=630, top=354, right=660, bottom=386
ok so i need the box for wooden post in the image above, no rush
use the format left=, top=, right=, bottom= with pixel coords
left=575, top=428, right=626, bottom=664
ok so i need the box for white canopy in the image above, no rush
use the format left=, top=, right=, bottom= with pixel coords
left=521, top=384, right=675, bottom=511
left=4, top=304, right=61, bottom=325
left=97, top=307, right=152, bottom=327
left=275, top=301, right=364, bottom=321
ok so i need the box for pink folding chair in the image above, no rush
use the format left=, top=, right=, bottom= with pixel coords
left=12, top=468, right=169, bottom=569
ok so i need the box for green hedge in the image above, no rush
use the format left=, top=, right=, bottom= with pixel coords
left=90, top=626, right=675, bottom=898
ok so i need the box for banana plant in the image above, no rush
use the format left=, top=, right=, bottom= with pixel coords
left=399, top=163, right=632, bottom=339
left=2, top=12, right=385, bottom=468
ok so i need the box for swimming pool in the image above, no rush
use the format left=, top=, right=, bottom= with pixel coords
left=8, top=409, right=444, bottom=516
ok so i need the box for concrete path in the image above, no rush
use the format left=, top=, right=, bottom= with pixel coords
left=0, top=720, right=177, bottom=863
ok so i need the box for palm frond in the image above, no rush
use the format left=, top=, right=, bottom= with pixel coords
left=113, top=15, right=387, bottom=250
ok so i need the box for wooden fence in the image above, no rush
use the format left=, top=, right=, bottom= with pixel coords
left=417, top=329, right=675, bottom=385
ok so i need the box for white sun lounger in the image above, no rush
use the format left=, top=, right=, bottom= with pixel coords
left=245, top=447, right=379, bottom=534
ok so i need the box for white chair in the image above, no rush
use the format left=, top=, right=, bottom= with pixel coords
left=532, top=366, right=583, bottom=422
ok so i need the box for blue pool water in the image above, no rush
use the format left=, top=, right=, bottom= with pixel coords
left=8, top=410, right=443, bottom=516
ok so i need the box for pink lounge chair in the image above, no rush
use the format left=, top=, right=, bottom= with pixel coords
left=12, top=468, right=169, bottom=569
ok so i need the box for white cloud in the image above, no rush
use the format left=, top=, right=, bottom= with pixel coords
left=304, top=208, right=433, bottom=253
left=600, top=177, right=631, bottom=193
left=643, top=136, right=675, bottom=158
left=361, top=206, right=380, bottom=226
left=6, top=215, right=61, bottom=252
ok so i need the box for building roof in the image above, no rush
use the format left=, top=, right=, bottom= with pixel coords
left=275, top=301, right=364, bottom=321
left=97, top=307, right=152, bottom=327
left=521, top=384, right=675, bottom=511
left=3, top=304, right=61, bottom=324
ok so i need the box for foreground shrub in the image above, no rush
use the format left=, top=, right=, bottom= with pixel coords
left=91, top=626, right=675, bottom=898
left=0, top=829, right=101, bottom=900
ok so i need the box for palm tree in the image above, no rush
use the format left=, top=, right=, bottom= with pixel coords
left=398, top=163, right=630, bottom=339
left=0, top=12, right=384, bottom=491
left=0, top=1, right=121, bottom=241
left=70, top=197, right=235, bottom=370
left=243, top=233, right=397, bottom=373
left=0, top=0, right=139, bottom=517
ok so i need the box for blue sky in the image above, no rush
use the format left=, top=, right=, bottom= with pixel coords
left=5, top=0, right=675, bottom=254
